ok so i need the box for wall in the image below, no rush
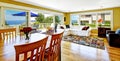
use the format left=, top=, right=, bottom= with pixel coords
left=113, top=8, right=120, bottom=30
left=64, top=13, right=70, bottom=25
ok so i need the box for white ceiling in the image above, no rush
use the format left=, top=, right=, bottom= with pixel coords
left=14, top=0, right=120, bottom=12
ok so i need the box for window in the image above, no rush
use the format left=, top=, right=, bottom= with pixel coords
left=5, top=9, right=27, bottom=27
left=80, top=14, right=97, bottom=28
left=30, top=11, right=39, bottom=29
left=71, top=15, right=79, bottom=26
left=71, top=11, right=112, bottom=29
left=80, top=15, right=91, bottom=25
left=32, top=13, right=54, bottom=29
left=97, top=13, right=111, bottom=28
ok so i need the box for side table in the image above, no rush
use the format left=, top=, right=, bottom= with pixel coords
left=98, top=27, right=111, bottom=37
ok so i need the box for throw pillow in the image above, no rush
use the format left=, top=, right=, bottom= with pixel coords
left=82, top=26, right=86, bottom=30
left=86, top=26, right=89, bottom=30
left=115, top=29, right=120, bottom=34
left=60, top=26, right=64, bottom=29
left=82, top=26, right=89, bottom=30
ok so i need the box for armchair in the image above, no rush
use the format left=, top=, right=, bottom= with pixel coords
left=106, top=30, right=120, bottom=47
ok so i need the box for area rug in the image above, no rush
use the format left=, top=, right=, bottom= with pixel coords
left=63, top=34, right=105, bottom=50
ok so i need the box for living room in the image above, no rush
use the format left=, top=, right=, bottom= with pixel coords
left=0, top=0, right=120, bottom=61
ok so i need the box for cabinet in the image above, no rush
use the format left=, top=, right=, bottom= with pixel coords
left=98, top=27, right=111, bottom=37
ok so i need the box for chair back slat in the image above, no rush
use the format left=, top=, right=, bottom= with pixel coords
left=14, top=36, right=48, bottom=61
left=46, top=31, right=64, bottom=61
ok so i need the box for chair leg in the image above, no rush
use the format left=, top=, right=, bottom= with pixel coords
left=47, top=55, right=50, bottom=61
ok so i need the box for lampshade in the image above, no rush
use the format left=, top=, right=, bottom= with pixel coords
left=98, top=18, right=103, bottom=23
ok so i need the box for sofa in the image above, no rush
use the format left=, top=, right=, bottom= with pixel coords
left=106, top=29, right=120, bottom=47
left=59, top=25, right=91, bottom=36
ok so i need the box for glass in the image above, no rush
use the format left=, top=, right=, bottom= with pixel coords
left=97, top=13, right=111, bottom=28
left=4, top=9, right=27, bottom=28
left=71, top=15, right=79, bottom=26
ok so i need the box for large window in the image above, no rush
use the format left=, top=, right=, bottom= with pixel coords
left=70, top=11, right=112, bottom=29
left=80, top=14, right=97, bottom=28
left=97, top=13, right=111, bottom=28
left=71, top=15, right=79, bottom=26
left=80, top=15, right=91, bottom=25
left=30, top=12, right=63, bottom=29
left=31, top=12, right=54, bottom=29
left=5, top=9, right=27, bottom=27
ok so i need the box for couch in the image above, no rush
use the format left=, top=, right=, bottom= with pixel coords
left=106, top=30, right=120, bottom=47
left=59, top=25, right=91, bottom=36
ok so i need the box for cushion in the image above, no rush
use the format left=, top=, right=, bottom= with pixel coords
left=60, top=26, right=64, bottom=29
left=115, top=29, right=120, bottom=34
left=82, top=26, right=89, bottom=30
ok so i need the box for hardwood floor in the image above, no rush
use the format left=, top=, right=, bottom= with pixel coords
left=104, top=38, right=120, bottom=61
left=61, top=37, right=120, bottom=61
left=0, top=34, right=120, bottom=61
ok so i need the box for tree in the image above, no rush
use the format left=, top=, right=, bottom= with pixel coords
left=44, top=16, right=53, bottom=23
left=55, top=16, right=60, bottom=24
left=54, top=16, right=60, bottom=32
left=35, top=13, right=45, bottom=23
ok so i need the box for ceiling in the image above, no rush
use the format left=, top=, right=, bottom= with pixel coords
left=14, top=0, right=120, bottom=12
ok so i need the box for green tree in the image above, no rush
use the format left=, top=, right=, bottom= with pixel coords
left=44, top=16, right=53, bottom=23
left=35, top=13, right=45, bottom=23
left=55, top=16, right=60, bottom=24
left=54, top=16, right=60, bottom=32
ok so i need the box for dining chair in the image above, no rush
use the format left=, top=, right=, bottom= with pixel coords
left=0, top=28, right=16, bottom=41
left=14, top=36, right=48, bottom=61
left=45, top=31, right=64, bottom=61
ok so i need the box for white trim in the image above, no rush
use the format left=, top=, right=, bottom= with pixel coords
left=0, top=2, right=63, bottom=15
left=0, top=7, right=5, bottom=28
left=0, top=7, right=2, bottom=28
left=110, top=10, right=113, bottom=30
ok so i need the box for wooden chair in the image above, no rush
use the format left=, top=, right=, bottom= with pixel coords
left=14, top=36, right=48, bottom=61
left=45, top=32, right=64, bottom=61
left=0, top=28, right=16, bottom=41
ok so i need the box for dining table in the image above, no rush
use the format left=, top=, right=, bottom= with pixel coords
left=0, top=29, right=64, bottom=61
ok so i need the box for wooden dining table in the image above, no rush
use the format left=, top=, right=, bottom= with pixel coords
left=0, top=29, right=64, bottom=61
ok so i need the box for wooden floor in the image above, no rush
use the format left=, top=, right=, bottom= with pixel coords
left=61, top=36, right=120, bottom=61
left=0, top=34, right=120, bottom=61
